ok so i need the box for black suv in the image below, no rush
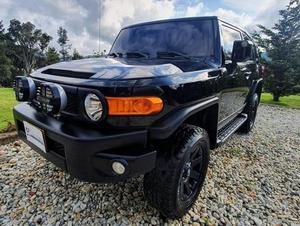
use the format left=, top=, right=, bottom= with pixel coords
left=13, top=16, right=262, bottom=218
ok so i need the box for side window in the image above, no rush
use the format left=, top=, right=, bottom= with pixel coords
left=242, top=32, right=256, bottom=61
left=242, top=33, right=250, bottom=41
left=221, top=25, right=242, bottom=61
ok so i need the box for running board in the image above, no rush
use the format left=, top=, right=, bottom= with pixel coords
left=217, top=113, right=247, bottom=145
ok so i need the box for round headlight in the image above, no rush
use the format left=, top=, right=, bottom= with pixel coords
left=35, top=83, right=67, bottom=115
left=15, top=76, right=36, bottom=101
left=84, top=93, right=103, bottom=121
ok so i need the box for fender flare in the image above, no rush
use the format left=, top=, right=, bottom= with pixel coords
left=149, top=96, right=219, bottom=140
left=247, top=78, right=263, bottom=103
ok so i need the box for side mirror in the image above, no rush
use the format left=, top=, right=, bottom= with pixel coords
left=232, top=40, right=253, bottom=63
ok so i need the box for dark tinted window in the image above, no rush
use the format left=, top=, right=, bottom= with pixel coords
left=110, top=19, right=215, bottom=58
left=242, top=32, right=256, bottom=60
left=221, top=25, right=241, bottom=60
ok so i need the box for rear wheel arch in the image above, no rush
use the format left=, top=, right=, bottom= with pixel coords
left=248, top=79, right=263, bottom=103
left=240, top=93, right=259, bottom=133
left=255, top=80, right=263, bottom=102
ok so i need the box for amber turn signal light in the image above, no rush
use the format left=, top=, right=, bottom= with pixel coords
left=106, top=96, right=163, bottom=115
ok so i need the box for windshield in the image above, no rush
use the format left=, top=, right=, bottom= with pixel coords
left=110, top=19, right=215, bottom=59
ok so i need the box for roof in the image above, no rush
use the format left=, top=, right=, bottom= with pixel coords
left=122, top=16, right=250, bottom=35
left=123, top=16, right=218, bottom=29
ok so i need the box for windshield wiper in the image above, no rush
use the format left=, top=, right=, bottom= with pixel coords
left=125, top=51, right=150, bottom=58
left=108, top=51, right=150, bottom=59
left=108, top=52, right=123, bottom=58
left=156, top=51, right=196, bottom=60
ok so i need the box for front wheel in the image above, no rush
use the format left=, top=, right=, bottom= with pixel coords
left=143, top=125, right=210, bottom=218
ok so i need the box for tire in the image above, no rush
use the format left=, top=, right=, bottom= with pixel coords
left=240, top=93, right=259, bottom=133
left=143, top=124, right=210, bottom=218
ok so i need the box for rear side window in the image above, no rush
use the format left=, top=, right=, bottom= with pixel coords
left=221, top=25, right=242, bottom=60
left=242, top=32, right=257, bottom=61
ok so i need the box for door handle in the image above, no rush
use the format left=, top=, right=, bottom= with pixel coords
left=245, top=72, right=251, bottom=79
left=220, top=67, right=227, bottom=76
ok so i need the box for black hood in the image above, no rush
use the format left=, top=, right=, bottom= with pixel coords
left=31, top=57, right=183, bottom=80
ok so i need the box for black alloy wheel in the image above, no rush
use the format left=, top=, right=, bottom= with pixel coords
left=143, top=125, right=210, bottom=218
left=179, top=145, right=204, bottom=202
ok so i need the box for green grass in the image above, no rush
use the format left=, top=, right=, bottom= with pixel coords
left=260, top=93, right=300, bottom=109
left=0, top=88, right=17, bottom=131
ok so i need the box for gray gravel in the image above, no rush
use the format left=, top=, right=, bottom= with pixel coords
left=0, top=105, right=300, bottom=225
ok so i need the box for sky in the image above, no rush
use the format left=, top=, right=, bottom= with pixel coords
left=0, top=0, right=290, bottom=55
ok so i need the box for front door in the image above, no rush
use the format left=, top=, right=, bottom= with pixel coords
left=218, top=24, right=249, bottom=125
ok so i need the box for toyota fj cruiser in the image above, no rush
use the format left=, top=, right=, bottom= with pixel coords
left=13, top=16, right=262, bottom=218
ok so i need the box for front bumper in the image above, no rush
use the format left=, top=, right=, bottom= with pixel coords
left=13, top=103, right=156, bottom=183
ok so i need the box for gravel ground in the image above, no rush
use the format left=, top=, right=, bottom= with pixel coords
left=0, top=105, right=299, bottom=226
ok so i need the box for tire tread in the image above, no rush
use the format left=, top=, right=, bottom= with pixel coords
left=144, top=124, right=209, bottom=218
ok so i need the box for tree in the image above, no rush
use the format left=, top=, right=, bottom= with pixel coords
left=72, top=48, right=83, bottom=60
left=46, top=47, right=60, bottom=65
left=6, top=19, right=52, bottom=74
left=39, top=33, right=52, bottom=53
left=0, top=21, right=13, bottom=87
left=57, top=27, right=71, bottom=61
left=253, top=3, right=300, bottom=101
left=0, top=20, right=4, bottom=39
left=93, top=51, right=101, bottom=57
left=35, top=33, right=52, bottom=68
left=92, top=49, right=106, bottom=57
left=0, top=43, right=13, bottom=87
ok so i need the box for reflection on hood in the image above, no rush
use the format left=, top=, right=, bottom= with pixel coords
left=33, top=57, right=183, bottom=80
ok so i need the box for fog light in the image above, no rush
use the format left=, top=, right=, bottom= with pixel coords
left=34, top=83, right=67, bottom=115
left=112, top=161, right=126, bottom=175
left=15, top=76, right=36, bottom=101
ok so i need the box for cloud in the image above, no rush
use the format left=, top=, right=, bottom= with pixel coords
left=0, top=0, right=12, bottom=19
left=221, top=0, right=290, bottom=29
left=184, top=2, right=204, bottom=17
left=0, top=0, right=290, bottom=55
left=202, top=0, right=290, bottom=33
left=100, top=0, right=176, bottom=50
left=222, top=0, right=289, bottom=13
left=209, top=8, right=253, bottom=28
left=1, top=0, right=178, bottom=55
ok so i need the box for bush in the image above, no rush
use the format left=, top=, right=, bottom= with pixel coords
left=292, top=85, right=300, bottom=94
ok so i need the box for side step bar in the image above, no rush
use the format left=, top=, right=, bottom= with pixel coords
left=217, top=113, right=247, bottom=145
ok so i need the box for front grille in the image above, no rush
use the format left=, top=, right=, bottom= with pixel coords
left=41, top=69, right=95, bottom=79
left=62, top=91, right=79, bottom=114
